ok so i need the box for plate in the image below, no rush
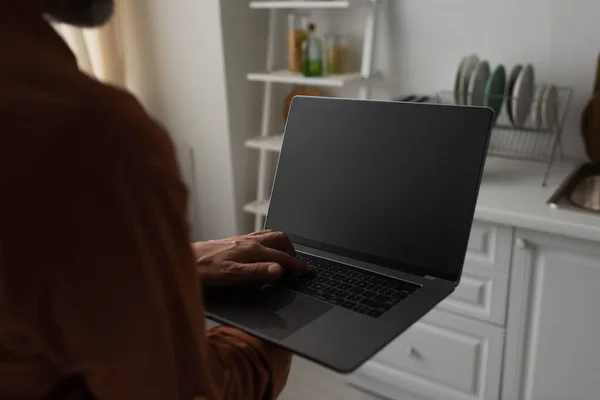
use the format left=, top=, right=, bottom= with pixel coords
left=453, top=57, right=468, bottom=104
left=511, top=64, right=535, bottom=128
left=532, top=84, right=547, bottom=129
left=484, top=65, right=507, bottom=123
left=541, top=84, right=559, bottom=130
left=467, top=60, right=490, bottom=106
left=459, top=54, right=479, bottom=105
left=506, top=64, right=523, bottom=126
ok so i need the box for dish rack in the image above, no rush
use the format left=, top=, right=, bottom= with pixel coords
left=435, top=87, right=573, bottom=186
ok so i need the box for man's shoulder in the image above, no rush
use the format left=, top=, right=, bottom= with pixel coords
left=1, top=72, right=178, bottom=182
left=66, top=79, right=177, bottom=170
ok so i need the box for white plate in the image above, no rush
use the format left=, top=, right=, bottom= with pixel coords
left=453, top=57, right=467, bottom=104
left=542, top=85, right=559, bottom=130
left=532, top=84, right=547, bottom=129
left=511, top=64, right=535, bottom=128
left=467, top=60, right=490, bottom=106
left=506, top=64, right=523, bottom=126
left=459, top=54, right=479, bottom=105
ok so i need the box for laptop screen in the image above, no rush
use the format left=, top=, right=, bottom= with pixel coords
left=265, top=97, right=493, bottom=282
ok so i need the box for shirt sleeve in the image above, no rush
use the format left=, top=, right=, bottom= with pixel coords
left=205, top=326, right=292, bottom=399
left=6, top=96, right=291, bottom=399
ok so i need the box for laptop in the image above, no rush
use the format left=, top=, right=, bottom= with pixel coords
left=205, top=96, right=494, bottom=373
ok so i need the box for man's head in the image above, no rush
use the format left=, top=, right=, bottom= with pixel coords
left=45, top=0, right=114, bottom=27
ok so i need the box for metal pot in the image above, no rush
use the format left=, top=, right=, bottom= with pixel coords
left=569, top=175, right=600, bottom=211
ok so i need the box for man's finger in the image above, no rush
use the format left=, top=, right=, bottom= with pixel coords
left=247, top=229, right=273, bottom=236
left=255, top=246, right=312, bottom=274
left=253, top=231, right=296, bottom=256
left=219, top=262, right=282, bottom=284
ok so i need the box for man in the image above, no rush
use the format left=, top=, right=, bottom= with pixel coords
left=0, top=0, right=311, bottom=398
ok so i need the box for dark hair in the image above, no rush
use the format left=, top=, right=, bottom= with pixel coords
left=44, top=376, right=95, bottom=400
left=45, top=0, right=114, bottom=28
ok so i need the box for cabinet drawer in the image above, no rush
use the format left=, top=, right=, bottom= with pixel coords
left=437, top=265, right=509, bottom=325
left=466, top=221, right=513, bottom=273
left=354, top=310, right=504, bottom=400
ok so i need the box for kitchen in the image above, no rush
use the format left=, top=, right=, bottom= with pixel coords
left=237, top=1, right=600, bottom=400
left=56, top=0, right=600, bottom=399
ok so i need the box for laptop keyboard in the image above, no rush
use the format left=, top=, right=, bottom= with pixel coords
left=285, top=252, right=421, bottom=318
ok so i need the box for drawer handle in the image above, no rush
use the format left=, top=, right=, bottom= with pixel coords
left=516, top=237, right=529, bottom=249
left=406, top=347, right=421, bottom=360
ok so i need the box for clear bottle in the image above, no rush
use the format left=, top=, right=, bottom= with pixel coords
left=326, top=34, right=348, bottom=75
left=301, top=23, right=323, bottom=77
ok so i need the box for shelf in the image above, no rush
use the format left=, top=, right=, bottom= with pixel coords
left=243, top=199, right=270, bottom=216
left=247, top=70, right=363, bottom=87
left=245, top=0, right=381, bottom=231
left=249, top=1, right=350, bottom=9
left=245, top=134, right=284, bottom=152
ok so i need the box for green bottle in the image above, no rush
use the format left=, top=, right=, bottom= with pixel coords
left=301, top=23, right=323, bottom=77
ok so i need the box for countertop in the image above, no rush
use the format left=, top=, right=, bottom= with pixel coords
left=475, top=157, right=600, bottom=242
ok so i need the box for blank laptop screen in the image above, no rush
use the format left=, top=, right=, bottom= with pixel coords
left=265, top=97, right=493, bottom=281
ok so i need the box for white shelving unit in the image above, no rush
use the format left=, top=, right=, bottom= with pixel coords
left=245, top=0, right=382, bottom=231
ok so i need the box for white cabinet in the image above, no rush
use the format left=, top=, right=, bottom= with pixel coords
left=439, top=266, right=509, bottom=325
left=502, top=230, right=600, bottom=400
left=356, top=310, right=504, bottom=400
left=351, top=221, right=512, bottom=400
left=437, top=221, right=512, bottom=325
left=351, top=222, right=600, bottom=400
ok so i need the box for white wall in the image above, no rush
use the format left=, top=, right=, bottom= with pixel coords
left=128, top=0, right=600, bottom=239
left=219, top=2, right=268, bottom=235
left=131, top=0, right=270, bottom=238
left=137, top=0, right=239, bottom=240
left=333, top=0, right=600, bottom=159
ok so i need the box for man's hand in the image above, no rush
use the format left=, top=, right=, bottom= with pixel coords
left=192, top=230, right=312, bottom=287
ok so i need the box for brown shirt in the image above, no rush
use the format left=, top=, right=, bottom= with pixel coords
left=0, top=3, right=291, bottom=399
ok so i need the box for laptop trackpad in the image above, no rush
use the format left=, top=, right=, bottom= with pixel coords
left=205, top=286, right=331, bottom=340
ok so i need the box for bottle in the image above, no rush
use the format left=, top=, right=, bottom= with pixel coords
left=326, top=34, right=348, bottom=75
left=301, top=23, right=323, bottom=77
left=287, top=13, right=308, bottom=73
